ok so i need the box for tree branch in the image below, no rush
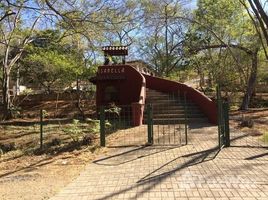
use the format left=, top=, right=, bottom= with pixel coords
left=193, top=44, right=253, bottom=55
left=0, top=11, right=16, bottom=22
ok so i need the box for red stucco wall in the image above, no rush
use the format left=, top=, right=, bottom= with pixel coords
left=95, top=65, right=145, bottom=107
left=94, top=65, right=146, bottom=126
left=93, top=64, right=217, bottom=125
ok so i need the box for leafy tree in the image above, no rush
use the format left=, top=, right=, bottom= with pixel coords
left=0, top=0, right=114, bottom=120
left=189, top=0, right=261, bottom=109
left=139, top=0, right=189, bottom=77
left=240, top=0, right=268, bottom=59
left=0, top=1, right=44, bottom=119
left=20, top=30, right=85, bottom=93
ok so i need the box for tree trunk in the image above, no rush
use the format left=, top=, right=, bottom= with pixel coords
left=15, top=68, right=20, bottom=96
left=197, top=66, right=205, bottom=88
left=208, top=71, right=213, bottom=88
left=240, top=50, right=258, bottom=110
left=76, top=77, right=85, bottom=119
left=164, top=5, right=169, bottom=76
left=2, top=64, right=12, bottom=120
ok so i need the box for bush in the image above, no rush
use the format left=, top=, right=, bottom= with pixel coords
left=82, top=134, right=95, bottom=145
left=105, top=103, right=121, bottom=117
left=50, top=138, right=62, bottom=146
left=0, top=142, right=17, bottom=153
left=240, top=118, right=254, bottom=128
left=10, top=106, right=22, bottom=118
left=63, top=119, right=84, bottom=142
left=86, top=118, right=100, bottom=133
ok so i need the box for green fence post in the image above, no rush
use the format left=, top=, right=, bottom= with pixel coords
left=217, top=85, right=224, bottom=148
left=147, top=104, right=153, bottom=144
left=100, top=106, right=106, bottom=147
left=40, top=109, right=43, bottom=150
left=184, top=92, right=188, bottom=145
left=223, top=101, right=230, bottom=147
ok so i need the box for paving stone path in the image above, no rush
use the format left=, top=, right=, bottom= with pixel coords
left=50, top=124, right=268, bottom=200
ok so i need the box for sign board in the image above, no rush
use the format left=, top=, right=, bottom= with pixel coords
left=94, top=66, right=126, bottom=81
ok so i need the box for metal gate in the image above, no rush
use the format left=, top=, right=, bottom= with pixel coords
left=217, top=85, right=230, bottom=149
left=228, top=108, right=268, bottom=148
left=99, top=103, right=188, bottom=147
left=99, top=105, right=147, bottom=147
left=147, top=104, right=187, bottom=146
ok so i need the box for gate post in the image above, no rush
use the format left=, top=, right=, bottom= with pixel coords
left=217, top=85, right=224, bottom=148
left=183, top=92, right=188, bottom=145
left=147, top=104, right=153, bottom=144
left=40, top=109, right=44, bottom=150
left=223, top=101, right=230, bottom=147
left=100, top=106, right=106, bottom=147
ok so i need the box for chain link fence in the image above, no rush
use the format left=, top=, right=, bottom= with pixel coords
left=229, top=106, right=268, bottom=148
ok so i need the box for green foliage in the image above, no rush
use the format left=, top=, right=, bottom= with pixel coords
left=262, top=132, right=268, bottom=144
left=105, top=103, right=122, bottom=117
left=20, top=88, right=33, bottom=95
left=184, top=0, right=262, bottom=102
left=42, top=110, right=49, bottom=118
left=20, top=30, right=85, bottom=92
left=22, top=49, right=81, bottom=88
left=10, top=106, right=21, bottom=118
left=86, top=118, right=100, bottom=133
left=63, top=119, right=84, bottom=142
left=139, top=0, right=188, bottom=77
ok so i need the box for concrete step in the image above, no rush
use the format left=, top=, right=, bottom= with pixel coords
left=144, top=88, right=208, bottom=124
left=146, top=96, right=180, bottom=101
left=143, top=118, right=208, bottom=124
left=153, top=113, right=204, bottom=118
left=149, top=105, right=200, bottom=110
left=143, top=114, right=205, bottom=120
left=146, top=99, right=196, bottom=106
left=146, top=109, right=203, bottom=114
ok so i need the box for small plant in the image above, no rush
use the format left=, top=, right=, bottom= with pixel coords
left=50, top=138, right=62, bottom=146
left=105, top=120, right=112, bottom=129
left=20, top=88, right=33, bottom=95
left=263, top=132, right=268, bottom=144
left=42, top=109, right=49, bottom=118
left=86, top=118, right=100, bottom=133
left=240, top=117, right=254, bottom=128
left=86, top=118, right=112, bottom=133
left=10, top=106, right=22, bottom=118
left=0, top=148, right=3, bottom=157
left=105, top=103, right=121, bottom=117
left=82, top=134, right=94, bottom=145
left=0, top=142, right=17, bottom=153
left=63, top=119, right=84, bottom=142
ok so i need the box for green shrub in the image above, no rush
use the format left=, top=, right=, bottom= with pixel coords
left=105, top=103, right=121, bottom=117
left=10, top=106, right=22, bottom=118
left=86, top=118, right=100, bottom=133
left=263, top=132, right=268, bottom=144
left=63, top=119, right=84, bottom=142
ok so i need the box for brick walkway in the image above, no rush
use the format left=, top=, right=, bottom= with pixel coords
left=50, top=124, right=268, bottom=200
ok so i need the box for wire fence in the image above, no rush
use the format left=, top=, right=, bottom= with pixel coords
left=0, top=113, right=100, bottom=155
left=229, top=106, right=268, bottom=148
left=100, top=105, right=147, bottom=147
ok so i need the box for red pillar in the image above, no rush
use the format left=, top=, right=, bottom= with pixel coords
left=131, top=103, right=144, bottom=126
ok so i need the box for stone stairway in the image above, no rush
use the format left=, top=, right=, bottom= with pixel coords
left=144, top=89, right=208, bottom=124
